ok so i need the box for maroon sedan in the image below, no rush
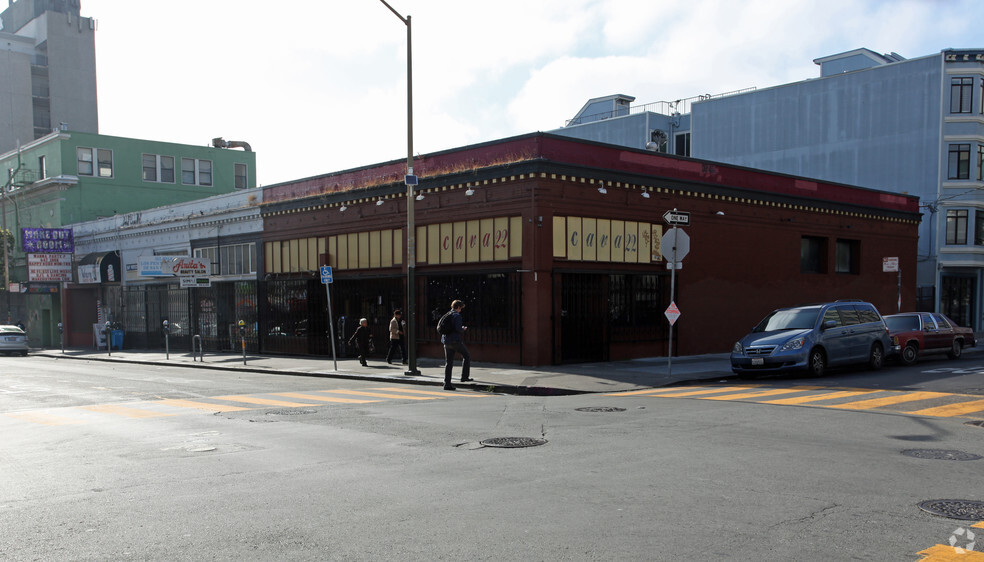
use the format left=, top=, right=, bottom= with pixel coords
left=884, top=312, right=976, bottom=365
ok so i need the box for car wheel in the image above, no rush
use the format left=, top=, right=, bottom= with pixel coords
left=900, top=343, right=919, bottom=366
left=948, top=339, right=963, bottom=360
left=868, top=342, right=884, bottom=370
left=808, top=348, right=826, bottom=377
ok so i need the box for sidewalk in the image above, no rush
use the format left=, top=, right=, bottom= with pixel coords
left=30, top=348, right=733, bottom=395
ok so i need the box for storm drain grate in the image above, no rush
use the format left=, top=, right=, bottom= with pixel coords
left=918, top=500, right=984, bottom=521
left=966, top=420, right=984, bottom=429
left=902, top=449, right=982, bottom=461
left=480, top=437, right=548, bottom=448
left=575, top=407, right=627, bottom=413
left=266, top=409, right=318, bottom=416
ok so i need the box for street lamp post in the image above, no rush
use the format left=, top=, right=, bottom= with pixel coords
left=379, top=0, right=420, bottom=376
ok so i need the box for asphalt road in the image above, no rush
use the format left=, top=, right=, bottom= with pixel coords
left=1, top=355, right=983, bottom=560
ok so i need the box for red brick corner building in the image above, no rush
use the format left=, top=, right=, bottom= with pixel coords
left=260, top=133, right=919, bottom=365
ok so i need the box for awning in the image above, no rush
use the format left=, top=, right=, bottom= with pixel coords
left=77, top=251, right=121, bottom=283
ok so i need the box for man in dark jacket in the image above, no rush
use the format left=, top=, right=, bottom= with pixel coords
left=348, top=317, right=372, bottom=367
left=441, top=300, right=471, bottom=390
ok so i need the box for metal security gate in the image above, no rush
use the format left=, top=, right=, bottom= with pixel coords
left=557, top=273, right=607, bottom=363
left=192, top=281, right=258, bottom=353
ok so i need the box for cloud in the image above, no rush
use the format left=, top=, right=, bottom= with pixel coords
left=82, top=0, right=984, bottom=186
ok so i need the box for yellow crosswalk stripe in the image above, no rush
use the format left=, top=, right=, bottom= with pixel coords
left=211, top=396, right=319, bottom=407
left=827, top=391, right=951, bottom=411
left=4, top=411, right=84, bottom=425
left=158, top=398, right=251, bottom=412
left=648, top=386, right=758, bottom=398
left=701, top=387, right=822, bottom=401
left=317, top=389, right=439, bottom=401
left=273, top=392, right=379, bottom=404
left=605, top=386, right=728, bottom=397
left=907, top=398, right=984, bottom=418
left=762, top=390, right=880, bottom=405
left=916, top=544, right=984, bottom=560
left=371, top=387, right=487, bottom=397
left=82, top=404, right=176, bottom=418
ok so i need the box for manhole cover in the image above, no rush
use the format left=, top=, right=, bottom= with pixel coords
left=266, top=409, right=317, bottom=416
left=966, top=420, right=984, bottom=428
left=918, top=500, right=984, bottom=520
left=902, top=449, right=982, bottom=461
left=479, top=437, right=548, bottom=448
left=575, top=407, right=627, bottom=413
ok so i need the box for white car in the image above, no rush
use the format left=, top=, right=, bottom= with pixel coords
left=0, top=325, right=28, bottom=356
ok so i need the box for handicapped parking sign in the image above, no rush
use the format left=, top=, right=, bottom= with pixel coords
left=320, top=265, right=333, bottom=284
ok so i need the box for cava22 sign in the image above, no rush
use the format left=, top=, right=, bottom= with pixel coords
left=553, top=216, right=663, bottom=264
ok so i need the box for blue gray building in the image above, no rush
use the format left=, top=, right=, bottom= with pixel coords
left=553, top=48, right=984, bottom=330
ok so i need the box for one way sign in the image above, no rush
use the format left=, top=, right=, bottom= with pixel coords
left=663, top=210, right=690, bottom=226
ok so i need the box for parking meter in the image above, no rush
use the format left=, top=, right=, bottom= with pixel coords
left=238, top=320, right=246, bottom=365
left=163, top=319, right=170, bottom=360
left=104, top=321, right=113, bottom=356
left=57, top=322, right=63, bottom=353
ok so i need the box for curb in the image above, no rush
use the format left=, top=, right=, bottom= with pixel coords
left=30, top=351, right=597, bottom=396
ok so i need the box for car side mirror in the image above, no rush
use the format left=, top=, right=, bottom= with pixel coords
left=822, top=320, right=837, bottom=330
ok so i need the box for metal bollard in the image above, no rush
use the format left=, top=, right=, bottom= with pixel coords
left=58, top=322, right=64, bottom=353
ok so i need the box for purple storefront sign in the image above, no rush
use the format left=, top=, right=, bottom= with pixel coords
left=22, top=228, right=74, bottom=253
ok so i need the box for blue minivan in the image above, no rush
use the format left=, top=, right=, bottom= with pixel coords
left=730, top=301, right=896, bottom=377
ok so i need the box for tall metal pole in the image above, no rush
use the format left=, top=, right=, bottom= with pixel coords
left=379, top=0, right=419, bottom=376
left=3, top=148, right=23, bottom=324
left=1, top=193, right=8, bottom=325
left=667, top=223, right=678, bottom=377
left=325, top=282, right=338, bottom=372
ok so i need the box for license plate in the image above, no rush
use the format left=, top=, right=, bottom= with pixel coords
left=751, top=358, right=764, bottom=366
left=4, top=336, right=17, bottom=342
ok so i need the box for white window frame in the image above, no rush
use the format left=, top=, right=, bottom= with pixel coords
left=143, top=154, right=176, bottom=183
left=234, top=162, right=248, bottom=189
left=77, top=147, right=93, bottom=176
left=181, top=158, right=213, bottom=186
left=194, top=243, right=256, bottom=275
left=97, top=148, right=113, bottom=178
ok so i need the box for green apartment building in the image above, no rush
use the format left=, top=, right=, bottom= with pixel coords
left=1, top=129, right=256, bottom=347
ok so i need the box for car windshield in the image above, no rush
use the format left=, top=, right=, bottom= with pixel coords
left=0, top=325, right=25, bottom=334
left=884, top=316, right=919, bottom=331
left=753, top=308, right=821, bottom=332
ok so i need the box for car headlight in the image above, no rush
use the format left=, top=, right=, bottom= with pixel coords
left=732, top=341, right=743, bottom=354
left=780, top=337, right=805, bottom=351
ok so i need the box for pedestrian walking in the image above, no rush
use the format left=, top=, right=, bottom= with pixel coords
left=386, top=309, right=407, bottom=365
left=348, top=317, right=372, bottom=367
left=439, top=300, right=471, bottom=390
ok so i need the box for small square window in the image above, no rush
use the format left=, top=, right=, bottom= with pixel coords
left=235, top=163, right=247, bottom=189
left=948, top=144, right=971, bottom=180
left=142, top=154, right=157, bottom=182
left=77, top=147, right=93, bottom=176
left=181, top=158, right=195, bottom=185
left=160, top=156, right=175, bottom=183
left=198, top=160, right=212, bottom=186
left=801, top=236, right=826, bottom=274
left=97, top=149, right=113, bottom=178
left=950, top=77, right=974, bottom=113
left=835, top=239, right=859, bottom=274
left=947, top=209, right=969, bottom=245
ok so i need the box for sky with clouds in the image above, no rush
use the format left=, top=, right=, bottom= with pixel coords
left=82, top=0, right=984, bottom=186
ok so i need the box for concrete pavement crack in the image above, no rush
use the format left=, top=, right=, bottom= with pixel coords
left=770, top=503, right=842, bottom=529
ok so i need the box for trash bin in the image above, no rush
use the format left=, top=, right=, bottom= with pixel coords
left=110, top=329, right=124, bottom=350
